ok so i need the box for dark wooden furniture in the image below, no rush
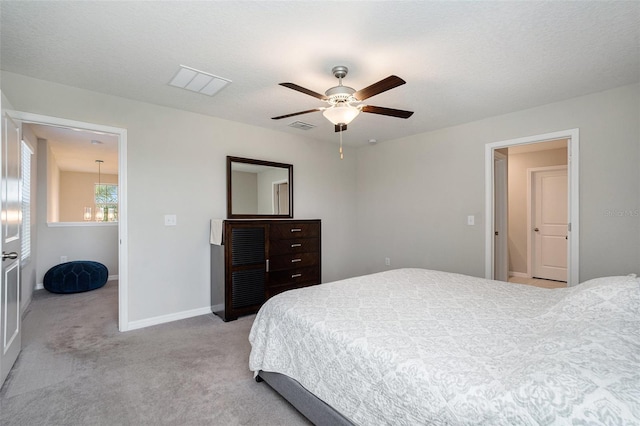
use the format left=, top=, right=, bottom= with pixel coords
left=211, top=219, right=321, bottom=321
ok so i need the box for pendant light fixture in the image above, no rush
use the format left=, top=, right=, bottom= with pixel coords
left=95, top=160, right=104, bottom=221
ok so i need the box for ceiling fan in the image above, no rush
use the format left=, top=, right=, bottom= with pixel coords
left=272, top=66, right=414, bottom=132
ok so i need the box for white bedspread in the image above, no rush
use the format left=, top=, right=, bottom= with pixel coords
left=249, top=268, right=640, bottom=425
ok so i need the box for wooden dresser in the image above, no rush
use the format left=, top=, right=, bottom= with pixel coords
left=210, top=219, right=321, bottom=321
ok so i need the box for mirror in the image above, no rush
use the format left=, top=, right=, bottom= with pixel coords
left=227, top=156, right=293, bottom=219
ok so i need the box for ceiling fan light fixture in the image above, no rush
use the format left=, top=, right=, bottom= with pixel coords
left=273, top=65, right=413, bottom=136
left=322, top=103, right=361, bottom=125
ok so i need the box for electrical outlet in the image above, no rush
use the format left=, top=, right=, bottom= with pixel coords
left=385, top=257, right=391, bottom=266
left=60, top=256, right=68, bottom=263
left=164, top=214, right=177, bottom=226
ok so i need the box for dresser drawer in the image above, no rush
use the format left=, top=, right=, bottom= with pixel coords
left=270, top=237, right=319, bottom=256
left=268, top=266, right=320, bottom=288
left=270, top=222, right=320, bottom=240
left=269, top=252, right=319, bottom=271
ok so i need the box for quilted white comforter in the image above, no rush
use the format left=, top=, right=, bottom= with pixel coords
left=249, top=268, right=640, bottom=425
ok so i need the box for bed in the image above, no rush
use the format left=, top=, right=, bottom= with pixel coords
left=249, top=268, right=640, bottom=425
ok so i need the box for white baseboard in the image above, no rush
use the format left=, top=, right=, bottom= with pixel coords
left=126, top=306, right=213, bottom=331
left=35, top=274, right=119, bottom=291
left=509, top=271, right=530, bottom=278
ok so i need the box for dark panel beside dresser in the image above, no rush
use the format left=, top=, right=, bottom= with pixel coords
left=211, top=219, right=321, bottom=321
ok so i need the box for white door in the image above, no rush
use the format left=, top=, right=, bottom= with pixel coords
left=493, top=152, right=508, bottom=282
left=1, top=111, right=22, bottom=385
left=532, top=167, right=567, bottom=282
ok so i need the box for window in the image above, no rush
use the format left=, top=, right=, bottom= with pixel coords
left=21, top=141, right=33, bottom=263
left=95, top=183, right=118, bottom=222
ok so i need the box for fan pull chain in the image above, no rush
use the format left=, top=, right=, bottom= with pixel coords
left=339, top=129, right=344, bottom=160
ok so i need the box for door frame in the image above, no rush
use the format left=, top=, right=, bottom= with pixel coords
left=493, top=151, right=508, bottom=282
left=484, top=129, right=579, bottom=286
left=527, top=165, right=568, bottom=280
left=9, top=111, right=129, bottom=331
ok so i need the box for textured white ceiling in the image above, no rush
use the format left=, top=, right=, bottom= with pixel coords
left=27, top=124, right=119, bottom=174
left=1, top=1, right=639, bottom=148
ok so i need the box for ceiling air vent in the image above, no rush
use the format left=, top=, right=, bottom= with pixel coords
left=288, top=121, right=316, bottom=131
left=169, top=65, right=231, bottom=96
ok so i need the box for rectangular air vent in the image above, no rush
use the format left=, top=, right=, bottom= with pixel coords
left=288, top=121, right=316, bottom=131
left=169, top=65, right=231, bottom=96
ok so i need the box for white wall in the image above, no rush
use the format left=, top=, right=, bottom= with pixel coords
left=1, top=72, right=359, bottom=325
left=230, top=171, right=257, bottom=214
left=356, top=83, right=640, bottom=281
left=59, top=170, right=118, bottom=222
left=46, top=141, right=60, bottom=223
left=257, top=167, right=288, bottom=214
left=20, top=124, right=38, bottom=310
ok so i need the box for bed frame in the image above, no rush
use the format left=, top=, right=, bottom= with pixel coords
left=256, top=370, right=354, bottom=426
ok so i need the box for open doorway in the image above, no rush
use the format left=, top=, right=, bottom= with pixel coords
left=509, top=142, right=568, bottom=287
left=485, top=129, right=579, bottom=287
left=10, top=111, right=129, bottom=330
left=28, top=124, right=119, bottom=223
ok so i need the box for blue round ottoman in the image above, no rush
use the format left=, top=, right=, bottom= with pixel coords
left=43, top=261, right=109, bottom=294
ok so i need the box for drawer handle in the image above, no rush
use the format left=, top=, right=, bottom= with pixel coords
left=291, top=228, right=302, bottom=232
left=291, top=243, right=302, bottom=248
left=291, top=273, right=302, bottom=278
left=291, top=258, right=302, bottom=263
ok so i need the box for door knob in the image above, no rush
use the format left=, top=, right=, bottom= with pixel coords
left=534, top=228, right=539, bottom=232
left=2, top=251, right=18, bottom=261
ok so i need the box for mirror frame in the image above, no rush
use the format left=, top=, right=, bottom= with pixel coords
left=227, top=156, right=293, bottom=219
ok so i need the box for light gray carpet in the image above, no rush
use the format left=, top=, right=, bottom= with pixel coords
left=0, top=281, right=310, bottom=425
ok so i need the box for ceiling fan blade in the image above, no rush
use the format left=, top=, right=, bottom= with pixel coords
left=353, top=75, right=406, bottom=101
left=279, top=83, right=328, bottom=100
left=271, top=108, right=322, bottom=120
left=362, top=105, right=414, bottom=119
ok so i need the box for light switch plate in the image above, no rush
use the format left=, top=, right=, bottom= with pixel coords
left=467, top=215, right=475, bottom=226
left=164, top=214, right=177, bottom=226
